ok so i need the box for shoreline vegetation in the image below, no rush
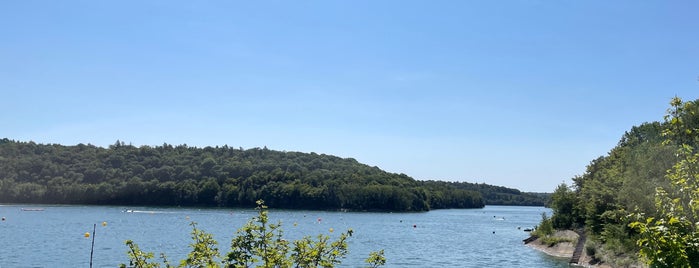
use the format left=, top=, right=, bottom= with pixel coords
left=533, top=97, right=699, bottom=267
left=524, top=230, right=646, bottom=268
left=0, top=138, right=548, bottom=212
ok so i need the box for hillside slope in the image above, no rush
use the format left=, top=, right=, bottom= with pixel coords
left=0, top=139, right=545, bottom=211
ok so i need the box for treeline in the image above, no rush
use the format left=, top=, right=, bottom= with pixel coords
left=546, top=97, right=699, bottom=266
left=0, top=139, right=495, bottom=211
left=549, top=120, right=674, bottom=230
left=0, top=138, right=546, bottom=211
left=423, top=181, right=548, bottom=206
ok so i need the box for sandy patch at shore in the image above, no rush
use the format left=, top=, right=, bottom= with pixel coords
left=525, top=230, right=617, bottom=268
left=525, top=230, right=577, bottom=258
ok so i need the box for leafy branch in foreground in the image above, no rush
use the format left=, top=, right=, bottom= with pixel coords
left=121, top=200, right=385, bottom=268
left=364, top=249, right=386, bottom=268
left=122, top=240, right=160, bottom=268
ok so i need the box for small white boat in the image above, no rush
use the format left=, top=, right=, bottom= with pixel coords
left=21, top=208, right=45, bottom=211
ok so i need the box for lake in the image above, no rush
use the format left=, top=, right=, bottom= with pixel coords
left=0, top=205, right=568, bottom=267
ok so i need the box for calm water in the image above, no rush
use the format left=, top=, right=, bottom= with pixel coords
left=0, top=205, right=568, bottom=267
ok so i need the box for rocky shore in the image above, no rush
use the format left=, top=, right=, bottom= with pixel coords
left=525, top=230, right=577, bottom=258
left=524, top=230, right=614, bottom=268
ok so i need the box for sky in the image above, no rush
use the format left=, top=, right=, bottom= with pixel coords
left=1, top=1, right=698, bottom=192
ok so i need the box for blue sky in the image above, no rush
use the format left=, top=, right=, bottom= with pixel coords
left=1, top=1, right=697, bottom=192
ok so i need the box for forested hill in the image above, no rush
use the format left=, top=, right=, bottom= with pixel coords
left=0, top=139, right=545, bottom=211
left=422, top=180, right=549, bottom=206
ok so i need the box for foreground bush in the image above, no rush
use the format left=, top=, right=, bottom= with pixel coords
left=121, top=200, right=385, bottom=268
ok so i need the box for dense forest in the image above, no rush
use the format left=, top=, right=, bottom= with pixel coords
left=0, top=139, right=546, bottom=211
left=422, top=180, right=549, bottom=206
left=546, top=97, right=699, bottom=267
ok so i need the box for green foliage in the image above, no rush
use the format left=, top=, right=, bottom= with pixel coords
left=183, top=222, right=220, bottom=267
left=571, top=121, right=673, bottom=235
left=364, top=250, right=386, bottom=268
left=0, top=140, right=491, bottom=211
left=532, top=212, right=554, bottom=238
left=121, top=200, right=385, bottom=268
left=539, top=236, right=575, bottom=247
left=531, top=212, right=574, bottom=247
left=121, top=240, right=161, bottom=268
left=584, top=240, right=596, bottom=257
left=598, top=212, right=639, bottom=258
left=423, top=180, right=549, bottom=206
left=629, top=96, right=699, bottom=268
left=532, top=211, right=576, bottom=248
left=549, top=183, right=576, bottom=229
left=226, top=200, right=293, bottom=267
left=540, top=96, right=699, bottom=266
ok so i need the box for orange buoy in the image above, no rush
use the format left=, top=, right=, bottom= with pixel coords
left=84, top=232, right=90, bottom=238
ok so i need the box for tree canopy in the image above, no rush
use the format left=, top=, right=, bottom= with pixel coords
left=0, top=138, right=547, bottom=211
left=545, top=97, right=699, bottom=266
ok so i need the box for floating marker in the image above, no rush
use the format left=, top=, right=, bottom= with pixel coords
left=293, top=222, right=298, bottom=227
left=84, top=232, right=90, bottom=238
left=413, top=224, right=417, bottom=228
left=1, top=217, right=5, bottom=221
left=102, top=221, right=107, bottom=227
left=329, top=228, right=334, bottom=233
